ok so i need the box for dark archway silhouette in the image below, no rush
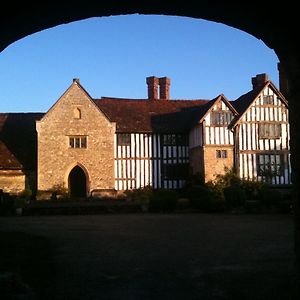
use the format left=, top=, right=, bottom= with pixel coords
left=68, top=165, right=87, bottom=198
left=1, top=1, right=300, bottom=287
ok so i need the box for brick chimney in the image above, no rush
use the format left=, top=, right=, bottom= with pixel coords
left=159, top=77, right=171, bottom=100
left=251, top=73, right=269, bottom=89
left=277, top=62, right=289, bottom=98
left=146, top=76, right=159, bottom=99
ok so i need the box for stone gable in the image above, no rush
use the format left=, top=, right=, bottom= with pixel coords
left=36, top=81, right=116, bottom=196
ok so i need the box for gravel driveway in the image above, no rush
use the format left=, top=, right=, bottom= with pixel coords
left=0, top=213, right=297, bottom=299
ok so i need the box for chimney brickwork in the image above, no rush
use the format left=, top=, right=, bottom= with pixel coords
left=159, top=77, right=171, bottom=100
left=146, top=76, right=171, bottom=100
left=146, top=76, right=159, bottom=99
left=251, top=73, right=269, bottom=89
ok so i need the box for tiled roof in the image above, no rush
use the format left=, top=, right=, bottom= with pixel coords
left=0, top=140, right=21, bottom=169
left=229, top=81, right=288, bottom=128
left=0, top=113, right=44, bottom=170
left=231, top=84, right=265, bottom=114
left=94, top=97, right=210, bottom=133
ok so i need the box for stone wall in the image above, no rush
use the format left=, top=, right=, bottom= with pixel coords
left=36, top=81, right=116, bottom=196
left=0, top=170, right=25, bottom=194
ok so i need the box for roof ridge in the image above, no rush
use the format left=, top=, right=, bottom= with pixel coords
left=96, top=97, right=210, bottom=103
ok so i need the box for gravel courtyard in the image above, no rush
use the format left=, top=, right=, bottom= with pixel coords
left=0, top=213, right=297, bottom=299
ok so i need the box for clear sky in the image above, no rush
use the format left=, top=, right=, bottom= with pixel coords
left=0, top=14, right=279, bottom=113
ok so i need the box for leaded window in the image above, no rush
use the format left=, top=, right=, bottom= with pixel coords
left=69, top=136, right=87, bottom=148
left=258, top=123, right=281, bottom=139
left=257, top=154, right=283, bottom=176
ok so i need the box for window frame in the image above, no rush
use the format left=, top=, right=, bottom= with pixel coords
left=69, top=136, right=87, bottom=149
left=258, top=123, right=281, bottom=139
left=216, top=149, right=228, bottom=158
left=162, top=163, right=189, bottom=180
left=263, top=95, right=274, bottom=105
left=162, top=134, right=187, bottom=146
left=117, top=133, right=131, bottom=146
left=256, top=154, right=283, bottom=177
left=211, top=111, right=232, bottom=126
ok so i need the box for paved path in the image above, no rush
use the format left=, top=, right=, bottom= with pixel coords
left=0, top=214, right=297, bottom=299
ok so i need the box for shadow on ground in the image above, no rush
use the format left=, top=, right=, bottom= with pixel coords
left=0, top=214, right=298, bottom=299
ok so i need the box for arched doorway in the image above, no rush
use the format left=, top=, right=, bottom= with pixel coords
left=68, top=165, right=87, bottom=198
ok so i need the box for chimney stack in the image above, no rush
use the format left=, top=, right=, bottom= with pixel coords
left=251, top=73, right=268, bottom=89
left=159, top=77, right=171, bottom=100
left=277, top=62, right=289, bottom=98
left=146, top=76, right=171, bottom=100
left=146, top=76, right=159, bottom=99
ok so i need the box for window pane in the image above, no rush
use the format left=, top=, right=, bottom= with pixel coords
left=69, top=137, right=75, bottom=148
left=118, top=134, right=131, bottom=146
left=81, top=137, right=87, bottom=148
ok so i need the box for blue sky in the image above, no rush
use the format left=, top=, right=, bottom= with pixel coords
left=0, top=14, right=279, bottom=112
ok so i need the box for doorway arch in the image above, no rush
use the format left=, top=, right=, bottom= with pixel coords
left=68, top=165, right=87, bottom=198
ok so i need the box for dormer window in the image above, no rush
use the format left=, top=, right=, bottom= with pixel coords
left=74, top=107, right=81, bottom=119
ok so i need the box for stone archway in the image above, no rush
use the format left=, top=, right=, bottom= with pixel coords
left=1, top=0, right=300, bottom=288
left=68, top=165, right=87, bottom=198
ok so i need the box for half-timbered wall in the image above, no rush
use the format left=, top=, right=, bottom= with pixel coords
left=237, top=86, right=291, bottom=184
left=189, top=100, right=235, bottom=181
left=114, top=133, right=189, bottom=190
left=203, top=101, right=234, bottom=146
left=189, top=124, right=203, bottom=148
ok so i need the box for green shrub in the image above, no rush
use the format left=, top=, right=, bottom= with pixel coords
left=187, top=185, right=215, bottom=211
left=18, top=189, right=32, bottom=200
left=223, top=185, right=246, bottom=208
left=149, top=189, right=178, bottom=212
left=241, top=179, right=265, bottom=201
left=258, top=185, right=282, bottom=207
left=124, top=186, right=153, bottom=208
left=214, top=167, right=241, bottom=189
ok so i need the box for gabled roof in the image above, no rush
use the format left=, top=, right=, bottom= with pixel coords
left=0, top=140, right=21, bottom=169
left=94, top=97, right=210, bottom=133
left=0, top=113, right=44, bottom=170
left=230, top=81, right=288, bottom=128
left=231, top=82, right=268, bottom=115
left=38, top=79, right=111, bottom=123
left=194, top=94, right=238, bottom=125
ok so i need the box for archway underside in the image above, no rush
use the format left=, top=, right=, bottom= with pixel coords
left=1, top=0, right=300, bottom=287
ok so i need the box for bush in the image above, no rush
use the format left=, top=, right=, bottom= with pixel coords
left=149, top=189, right=178, bottom=212
left=0, top=193, right=15, bottom=216
left=223, top=185, right=247, bottom=208
left=258, top=185, right=282, bottom=207
left=241, top=179, right=265, bottom=201
left=18, top=189, right=32, bottom=200
left=187, top=185, right=216, bottom=211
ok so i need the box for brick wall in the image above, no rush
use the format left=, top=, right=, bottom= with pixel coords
left=203, top=146, right=234, bottom=182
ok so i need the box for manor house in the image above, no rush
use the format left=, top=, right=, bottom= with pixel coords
left=0, top=73, right=291, bottom=198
